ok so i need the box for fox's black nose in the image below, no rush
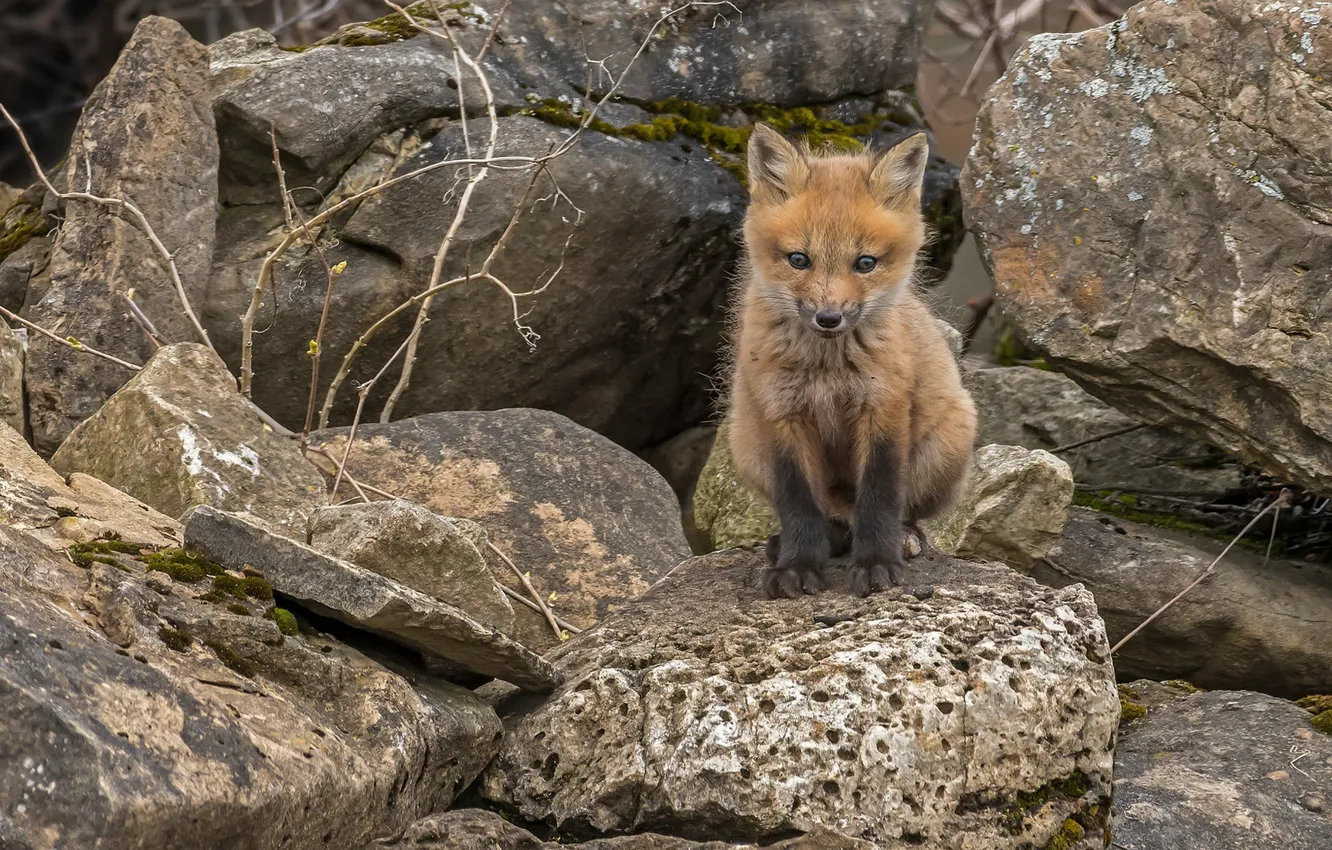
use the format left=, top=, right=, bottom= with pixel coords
left=815, top=309, right=843, bottom=329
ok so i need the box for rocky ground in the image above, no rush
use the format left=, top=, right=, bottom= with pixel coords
left=3, top=1, right=1332, bottom=849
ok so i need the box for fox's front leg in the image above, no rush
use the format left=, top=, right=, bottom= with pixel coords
left=764, top=452, right=831, bottom=599
left=848, top=436, right=908, bottom=597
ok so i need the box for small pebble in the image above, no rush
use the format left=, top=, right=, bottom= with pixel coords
left=1302, top=795, right=1325, bottom=813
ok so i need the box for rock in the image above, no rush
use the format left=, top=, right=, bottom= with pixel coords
left=968, top=366, right=1239, bottom=493
left=218, top=114, right=741, bottom=451
left=1113, top=685, right=1332, bottom=849
left=485, top=0, right=930, bottom=107
left=642, top=425, right=717, bottom=504
left=309, top=500, right=516, bottom=635
left=314, top=409, right=691, bottom=651
left=210, top=25, right=523, bottom=204
left=21, top=17, right=218, bottom=454
left=480, top=548, right=1117, bottom=848
left=183, top=505, right=558, bottom=692
left=0, top=519, right=502, bottom=849
left=0, top=232, right=48, bottom=315
left=691, top=419, right=777, bottom=551
left=0, top=422, right=181, bottom=551
left=369, top=808, right=876, bottom=849
left=1030, top=508, right=1332, bottom=698
left=963, top=0, right=1332, bottom=492
left=50, top=343, right=327, bottom=536
left=0, top=321, right=23, bottom=435
left=925, top=443, right=1073, bottom=568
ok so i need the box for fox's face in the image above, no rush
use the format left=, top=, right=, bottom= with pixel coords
left=743, top=125, right=929, bottom=337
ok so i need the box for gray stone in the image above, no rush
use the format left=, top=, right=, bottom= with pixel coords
left=22, top=17, right=218, bottom=454
left=967, top=366, right=1239, bottom=493
left=0, top=321, right=24, bottom=435
left=50, top=343, right=328, bottom=536
left=925, top=443, right=1073, bottom=569
left=964, top=0, right=1332, bottom=492
left=481, top=548, right=1117, bottom=848
left=313, top=409, right=691, bottom=651
left=183, top=505, right=558, bottom=692
left=309, top=499, right=516, bottom=635
left=1113, top=686, right=1332, bottom=849
left=0, top=519, right=501, bottom=850
left=1030, top=508, right=1332, bottom=698
left=368, top=809, right=877, bottom=849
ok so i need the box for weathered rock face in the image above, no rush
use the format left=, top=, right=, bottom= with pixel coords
left=183, top=506, right=557, bottom=692
left=1030, top=508, right=1332, bottom=698
left=50, top=343, right=327, bottom=535
left=691, top=419, right=777, bottom=551
left=21, top=16, right=218, bottom=454
left=0, top=515, right=501, bottom=850
left=964, top=0, right=1332, bottom=492
left=1113, top=684, right=1332, bottom=849
left=370, top=809, right=878, bottom=850
left=0, top=422, right=181, bottom=551
left=314, top=409, right=692, bottom=651
left=481, top=549, right=1117, bottom=848
left=0, top=321, right=24, bottom=435
left=925, top=443, right=1073, bottom=568
left=309, top=499, right=515, bottom=635
left=968, top=365, right=1239, bottom=493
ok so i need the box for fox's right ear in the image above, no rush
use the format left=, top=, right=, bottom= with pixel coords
left=747, top=123, right=808, bottom=202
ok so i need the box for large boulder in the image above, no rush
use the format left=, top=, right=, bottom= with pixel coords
left=313, top=409, right=692, bottom=651
left=369, top=809, right=876, bottom=849
left=1113, top=683, right=1332, bottom=848
left=0, top=513, right=501, bottom=849
left=0, top=322, right=23, bottom=435
left=481, top=548, right=1118, bottom=849
left=968, top=365, right=1239, bottom=493
left=309, top=500, right=516, bottom=635
left=1030, top=508, right=1332, bottom=698
left=21, top=17, right=218, bottom=454
left=51, top=343, right=328, bottom=536
left=183, top=506, right=558, bottom=692
left=964, top=0, right=1332, bottom=492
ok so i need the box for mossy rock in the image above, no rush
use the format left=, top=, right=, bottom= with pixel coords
left=691, top=419, right=777, bottom=552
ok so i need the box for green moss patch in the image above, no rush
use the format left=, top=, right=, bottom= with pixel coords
left=143, top=548, right=226, bottom=584
left=1118, top=685, right=1148, bottom=721
left=0, top=201, right=47, bottom=263
left=68, top=540, right=142, bottom=570
left=205, top=640, right=257, bottom=678
left=158, top=626, right=193, bottom=652
left=267, top=607, right=299, bottom=636
left=1002, top=770, right=1092, bottom=836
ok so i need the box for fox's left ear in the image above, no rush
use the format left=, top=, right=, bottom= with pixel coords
left=869, top=132, right=930, bottom=208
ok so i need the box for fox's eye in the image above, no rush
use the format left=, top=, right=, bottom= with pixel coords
left=787, top=252, right=812, bottom=270
left=854, top=255, right=878, bottom=273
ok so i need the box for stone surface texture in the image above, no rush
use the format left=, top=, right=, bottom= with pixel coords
left=1114, top=684, right=1332, bottom=849
left=925, top=443, right=1073, bottom=568
left=1031, top=508, right=1332, bottom=698
left=314, top=409, right=692, bottom=651
left=50, top=343, right=327, bottom=535
left=183, top=506, right=558, bottom=692
left=308, top=499, right=516, bottom=635
left=1, top=321, right=25, bottom=435
left=0, top=506, right=501, bottom=850
left=21, top=17, right=218, bottom=454
left=967, top=365, right=1238, bottom=492
left=481, top=549, right=1117, bottom=849
left=964, top=0, right=1332, bottom=492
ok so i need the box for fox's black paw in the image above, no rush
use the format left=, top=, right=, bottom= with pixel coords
left=763, top=548, right=828, bottom=598
left=848, top=557, right=903, bottom=597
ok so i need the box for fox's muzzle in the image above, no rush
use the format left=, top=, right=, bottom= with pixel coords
left=800, top=302, right=861, bottom=336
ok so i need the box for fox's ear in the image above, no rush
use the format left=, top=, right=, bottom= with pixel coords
left=747, top=123, right=808, bottom=202
left=870, top=132, right=930, bottom=208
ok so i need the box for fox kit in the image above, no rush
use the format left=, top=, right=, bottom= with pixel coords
left=727, top=124, right=977, bottom=599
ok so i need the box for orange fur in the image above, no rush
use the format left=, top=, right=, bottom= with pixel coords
left=727, top=125, right=977, bottom=556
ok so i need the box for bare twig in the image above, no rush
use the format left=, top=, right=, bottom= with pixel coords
left=1, top=102, right=214, bottom=353
left=1111, top=489, right=1291, bottom=654
left=122, top=291, right=163, bottom=349
left=330, top=332, right=415, bottom=500
left=1051, top=423, right=1148, bottom=454
left=497, top=583, right=583, bottom=634
left=488, top=540, right=563, bottom=640
left=0, top=303, right=141, bottom=371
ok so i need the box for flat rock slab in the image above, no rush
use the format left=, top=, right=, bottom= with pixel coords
left=964, top=0, right=1332, bottom=491
left=368, top=809, right=876, bottom=850
left=1114, top=686, right=1332, bottom=848
left=183, top=506, right=558, bottom=692
left=481, top=549, right=1117, bottom=849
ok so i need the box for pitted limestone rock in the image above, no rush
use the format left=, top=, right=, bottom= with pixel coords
left=925, top=443, right=1074, bottom=568
left=481, top=549, right=1116, bottom=848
